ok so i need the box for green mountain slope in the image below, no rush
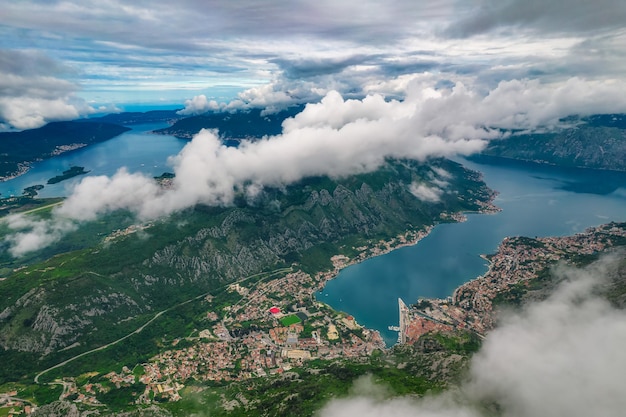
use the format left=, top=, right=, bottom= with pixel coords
left=153, top=106, right=304, bottom=141
left=481, top=114, right=626, bottom=171
left=0, top=159, right=494, bottom=384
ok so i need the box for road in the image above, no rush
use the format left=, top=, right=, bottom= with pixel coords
left=34, top=267, right=292, bottom=384
left=12, top=200, right=64, bottom=216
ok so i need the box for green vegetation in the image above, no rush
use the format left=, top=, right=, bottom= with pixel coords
left=0, top=158, right=494, bottom=412
left=280, top=314, right=301, bottom=326
left=481, top=118, right=626, bottom=172
left=426, top=331, right=482, bottom=355
left=154, top=106, right=304, bottom=140
left=47, top=166, right=89, bottom=184
left=96, top=385, right=139, bottom=411
left=163, top=350, right=454, bottom=417
left=22, top=184, right=44, bottom=197
left=0, top=197, right=63, bottom=221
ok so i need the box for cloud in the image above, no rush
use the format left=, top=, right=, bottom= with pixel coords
left=0, top=50, right=94, bottom=130
left=225, top=81, right=314, bottom=115
left=6, top=76, right=626, bottom=255
left=272, top=55, right=372, bottom=79
left=409, top=183, right=443, bottom=203
left=466, top=257, right=626, bottom=417
left=177, top=94, right=221, bottom=115
left=318, top=255, right=626, bottom=417
left=446, top=0, right=626, bottom=38
left=3, top=215, right=77, bottom=257
left=2, top=1, right=624, bottom=110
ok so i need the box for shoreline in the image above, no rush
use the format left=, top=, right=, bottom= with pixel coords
left=311, top=199, right=502, bottom=348
left=405, top=222, right=626, bottom=343
left=0, top=162, right=32, bottom=183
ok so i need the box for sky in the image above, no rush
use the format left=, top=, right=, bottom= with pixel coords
left=1, top=0, right=626, bottom=129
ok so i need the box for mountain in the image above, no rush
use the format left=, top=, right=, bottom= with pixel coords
left=0, top=159, right=494, bottom=385
left=480, top=114, right=626, bottom=171
left=153, top=106, right=305, bottom=141
left=85, top=110, right=184, bottom=126
left=0, top=121, right=130, bottom=180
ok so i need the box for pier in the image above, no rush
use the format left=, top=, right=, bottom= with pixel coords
left=398, top=298, right=409, bottom=344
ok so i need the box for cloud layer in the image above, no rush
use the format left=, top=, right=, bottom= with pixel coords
left=319, top=256, right=626, bottom=417
left=0, top=50, right=95, bottom=130
left=5, top=75, right=626, bottom=256
left=2, top=1, right=625, bottom=111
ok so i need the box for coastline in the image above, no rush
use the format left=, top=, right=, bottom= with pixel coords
left=311, top=196, right=502, bottom=348
left=0, top=143, right=91, bottom=183
left=403, top=222, right=626, bottom=343
left=0, top=162, right=32, bottom=183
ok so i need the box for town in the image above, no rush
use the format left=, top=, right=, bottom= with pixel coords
left=3, top=222, right=624, bottom=415
left=400, top=222, right=626, bottom=343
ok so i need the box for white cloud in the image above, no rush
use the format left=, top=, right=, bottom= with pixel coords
left=466, top=258, right=626, bottom=417
left=431, top=167, right=452, bottom=180
left=6, top=76, right=626, bottom=255
left=225, top=80, right=322, bottom=115
left=3, top=215, right=77, bottom=257
left=0, top=50, right=95, bottom=130
left=0, top=95, right=89, bottom=131
left=409, top=183, right=443, bottom=203
left=177, top=94, right=221, bottom=116
left=318, top=256, right=626, bottom=417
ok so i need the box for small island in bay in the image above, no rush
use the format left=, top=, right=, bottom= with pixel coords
left=47, top=166, right=90, bottom=184
left=22, top=184, right=44, bottom=197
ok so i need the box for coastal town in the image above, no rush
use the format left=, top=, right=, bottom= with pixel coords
left=26, top=267, right=386, bottom=408
left=3, top=221, right=625, bottom=415
left=399, top=222, right=626, bottom=343
left=22, top=226, right=434, bottom=410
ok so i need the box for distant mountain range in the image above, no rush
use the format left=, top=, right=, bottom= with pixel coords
left=85, top=109, right=183, bottom=125
left=481, top=114, right=626, bottom=171
left=153, top=105, right=305, bottom=141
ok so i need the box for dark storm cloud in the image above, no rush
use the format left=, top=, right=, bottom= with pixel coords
left=272, top=55, right=373, bottom=79
left=1, top=1, right=450, bottom=52
left=447, top=0, right=626, bottom=38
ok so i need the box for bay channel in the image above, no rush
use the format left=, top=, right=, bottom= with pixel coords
left=317, top=157, right=626, bottom=346
left=3, top=124, right=626, bottom=347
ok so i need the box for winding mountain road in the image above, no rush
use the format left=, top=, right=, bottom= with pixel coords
left=34, top=267, right=292, bottom=384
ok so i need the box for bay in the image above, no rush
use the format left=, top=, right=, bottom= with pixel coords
left=0, top=123, right=187, bottom=199
left=318, top=157, right=626, bottom=346
left=3, top=122, right=626, bottom=347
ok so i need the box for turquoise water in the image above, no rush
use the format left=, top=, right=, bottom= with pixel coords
left=318, top=158, right=626, bottom=346
left=0, top=123, right=187, bottom=198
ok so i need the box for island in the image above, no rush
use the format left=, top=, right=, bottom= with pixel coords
left=22, top=184, right=44, bottom=197
left=47, top=166, right=90, bottom=185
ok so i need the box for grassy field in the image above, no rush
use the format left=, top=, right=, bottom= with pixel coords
left=280, top=314, right=302, bottom=326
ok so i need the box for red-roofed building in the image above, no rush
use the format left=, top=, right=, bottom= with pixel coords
left=269, top=306, right=280, bottom=314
